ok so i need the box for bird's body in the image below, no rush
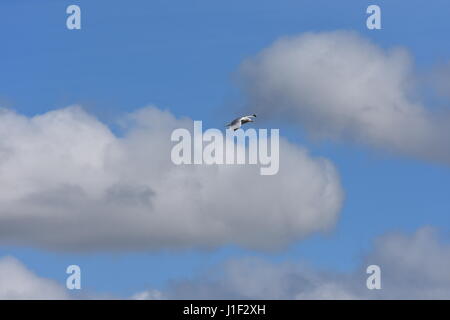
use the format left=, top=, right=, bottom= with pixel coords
left=226, top=114, right=257, bottom=131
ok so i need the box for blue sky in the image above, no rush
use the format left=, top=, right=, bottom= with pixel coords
left=1, top=0, right=450, bottom=298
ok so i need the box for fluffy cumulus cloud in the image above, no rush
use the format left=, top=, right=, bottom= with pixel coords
left=0, top=256, right=68, bottom=299
left=239, top=31, right=450, bottom=164
left=2, top=228, right=449, bottom=299
left=134, top=227, right=450, bottom=299
left=0, top=106, right=343, bottom=251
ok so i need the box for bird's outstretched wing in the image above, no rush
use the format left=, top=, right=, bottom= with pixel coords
left=225, top=117, right=241, bottom=128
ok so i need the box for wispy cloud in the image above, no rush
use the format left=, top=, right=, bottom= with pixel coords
left=2, top=227, right=448, bottom=299
left=135, top=227, right=450, bottom=299
left=0, top=256, right=69, bottom=299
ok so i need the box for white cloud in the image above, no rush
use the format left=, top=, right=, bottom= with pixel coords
left=366, top=227, right=450, bottom=298
left=2, top=228, right=448, bottom=300
left=0, top=256, right=68, bottom=299
left=135, top=227, right=450, bottom=299
left=239, top=31, right=450, bottom=164
left=131, top=289, right=163, bottom=300
left=0, top=106, right=343, bottom=251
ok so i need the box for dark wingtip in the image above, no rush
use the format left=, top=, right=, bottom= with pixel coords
left=253, top=114, right=257, bottom=117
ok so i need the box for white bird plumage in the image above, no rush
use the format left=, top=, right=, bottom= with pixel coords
left=225, top=114, right=257, bottom=131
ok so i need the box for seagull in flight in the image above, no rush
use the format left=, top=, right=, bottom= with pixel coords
left=226, top=114, right=257, bottom=131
